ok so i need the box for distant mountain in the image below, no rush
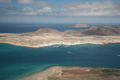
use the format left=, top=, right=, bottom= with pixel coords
left=115, top=26, right=120, bottom=29
left=63, top=30, right=81, bottom=34
left=22, top=26, right=120, bottom=36
left=82, top=26, right=120, bottom=35
left=72, top=23, right=89, bottom=28
left=64, top=26, right=120, bottom=36
left=33, top=28, right=59, bottom=34
left=21, top=28, right=60, bottom=36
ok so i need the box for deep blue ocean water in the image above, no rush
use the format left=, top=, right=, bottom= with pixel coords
left=0, top=43, right=120, bottom=80
left=0, top=23, right=82, bottom=33
left=0, top=23, right=120, bottom=80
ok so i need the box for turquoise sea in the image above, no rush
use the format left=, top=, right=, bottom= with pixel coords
left=0, top=43, right=120, bottom=80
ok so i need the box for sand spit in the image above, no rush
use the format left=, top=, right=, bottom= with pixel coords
left=20, top=66, right=120, bottom=80
left=20, top=66, right=61, bottom=80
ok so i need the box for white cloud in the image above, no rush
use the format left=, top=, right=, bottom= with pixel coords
left=20, top=7, right=52, bottom=15
left=22, top=7, right=34, bottom=12
left=1, top=1, right=120, bottom=16
left=17, top=0, right=52, bottom=7
left=21, top=7, right=37, bottom=15
left=17, top=0, right=34, bottom=4
left=36, top=7, right=52, bottom=13
left=35, top=1, right=52, bottom=7
left=0, top=0, right=11, bottom=3
left=59, top=1, right=120, bottom=16
left=23, top=12, right=37, bottom=15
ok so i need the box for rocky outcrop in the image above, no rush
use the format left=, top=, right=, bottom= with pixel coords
left=72, top=23, right=89, bottom=28
left=64, top=26, right=120, bottom=36
left=82, top=26, right=120, bottom=35
left=115, top=26, right=120, bottom=30
left=63, top=30, right=81, bottom=34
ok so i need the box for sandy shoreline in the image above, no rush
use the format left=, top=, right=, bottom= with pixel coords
left=0, top=41, right=103, bottom=48
left=1, top=40, right=120, bottom=48
left=20, top=66, right=60, bottom=80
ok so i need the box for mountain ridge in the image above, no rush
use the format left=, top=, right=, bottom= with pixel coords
left=31, top=26, right=120, bottom=36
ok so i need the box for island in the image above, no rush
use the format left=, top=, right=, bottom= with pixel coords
left=0, top=26, right=120, bottom=48
left=0, top=25, right=120, bottom=80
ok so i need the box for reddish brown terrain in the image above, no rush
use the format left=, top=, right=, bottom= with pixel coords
left=72, top=23, right=89, bottom=28
left=33, top=28, right=59, bottom=34
left=21, top=66, right=120, bottom=80
left=82, top=26, right=120, bottom=35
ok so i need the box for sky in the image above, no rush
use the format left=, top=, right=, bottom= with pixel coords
left=0, top=0, right=120, bottom=24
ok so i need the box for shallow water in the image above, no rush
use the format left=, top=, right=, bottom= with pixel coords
left=0, top=43, right=120, bottom=80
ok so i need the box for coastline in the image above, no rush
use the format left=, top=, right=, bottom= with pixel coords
left=0, top=41, right=120, bottom=48
left=0, top=31, right=120, bottom=48
left=20, top=66, right=60, bottom=80
left=1, top=31, right=120, bottom=80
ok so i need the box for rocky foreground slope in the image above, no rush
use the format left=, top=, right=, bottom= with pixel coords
left=0, top=26, right=120, bottom=47
left=21, top=66, right=120, bottom=80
